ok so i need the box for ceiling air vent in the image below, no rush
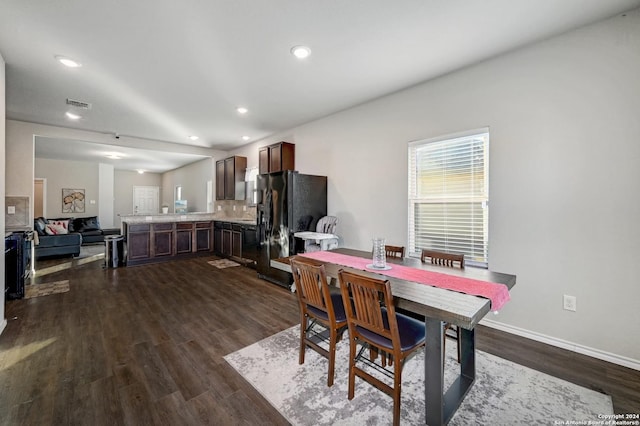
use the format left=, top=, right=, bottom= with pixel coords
left=66, top=98, right=92, bottom=109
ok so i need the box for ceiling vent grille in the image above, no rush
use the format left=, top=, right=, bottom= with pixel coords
left=66, top=98, right=92, bottom=109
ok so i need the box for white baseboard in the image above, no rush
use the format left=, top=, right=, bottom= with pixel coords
left=480, top=318, right=640, bottom=371
left=0, top=318, right=7, bottom=336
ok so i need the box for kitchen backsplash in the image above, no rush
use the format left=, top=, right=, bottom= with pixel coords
left=215, top=200, right=256, bottom=220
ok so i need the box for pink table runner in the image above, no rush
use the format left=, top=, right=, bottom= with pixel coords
left=299, top=251, right=510, bottom=311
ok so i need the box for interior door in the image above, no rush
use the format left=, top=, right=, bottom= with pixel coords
left=34, top=178, right=46, bottom=217
left=133, top=186, right=159, bottom=215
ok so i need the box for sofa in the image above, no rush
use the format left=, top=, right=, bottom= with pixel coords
left=33, top=216, right=120, bottom=259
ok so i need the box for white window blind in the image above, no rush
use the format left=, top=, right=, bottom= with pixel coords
left=408, top=129, right=489, bottom=267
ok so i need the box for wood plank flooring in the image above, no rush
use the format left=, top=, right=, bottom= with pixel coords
left=1, top=255, right=638, bottom=425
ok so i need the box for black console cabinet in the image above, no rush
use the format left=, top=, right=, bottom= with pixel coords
left=5, top=231, right=33, bottom=300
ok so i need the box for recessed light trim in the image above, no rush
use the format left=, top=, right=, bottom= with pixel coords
left=242, top=136, right=250, bottom=141
left=189, top=135, right=199, bottom=141
left=291, top=45, right=311, bottom=59
left=236, top=106, right=248, bottom=114
left=55, top=55, right=82, bottom=68
left=137, top=170, right=145, bottom=174
left=65, top=112, right=81, bottom=120
left=104, top=151, right=124, bottom=160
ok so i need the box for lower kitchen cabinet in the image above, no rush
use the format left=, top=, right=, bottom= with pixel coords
left=123, top=220, right=214, bottom=266
left=213, top=220, right=257, bottom=267
left=176, top=223, right=193, bottom=254
left=154, top=223, right=174, bottom=257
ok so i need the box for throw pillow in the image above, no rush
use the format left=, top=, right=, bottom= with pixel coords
left=75, top=216, right=101, bottom=232
left=45, top=223, right=69, bottom=235
left=48, top=219, right=71, bottom=231
left=34, top=217, right=47, bottom=236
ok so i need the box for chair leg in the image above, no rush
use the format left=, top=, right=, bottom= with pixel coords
left=327, top=327, right=337, bottom=387
left=348, top=338, right=357, bottom=400
left=299, top=316, right=307, bottom=365
left=392, top=359, right=402, bottom=426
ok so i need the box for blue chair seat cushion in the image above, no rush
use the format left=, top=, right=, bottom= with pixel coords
left=356, top=308, right=426, bottom=352
left=307, top=293, right=347, bottom=322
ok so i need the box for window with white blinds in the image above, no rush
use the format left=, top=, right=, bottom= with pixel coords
left=408, top=129, right=489, bottom=267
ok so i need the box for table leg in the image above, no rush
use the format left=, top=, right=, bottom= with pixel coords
left=425, top=317, right=444, bottom=425
left=425, top=319, right=476, bottom=425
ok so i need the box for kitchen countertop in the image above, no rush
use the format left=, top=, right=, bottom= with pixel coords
left=120, top=213, right=256, bottom=226
left=215, top=218, right=257, bottom=226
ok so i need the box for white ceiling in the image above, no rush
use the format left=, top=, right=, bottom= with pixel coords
left=34, top=137, right=210, bottom=174
left=2, top=1, right=639, bottom=171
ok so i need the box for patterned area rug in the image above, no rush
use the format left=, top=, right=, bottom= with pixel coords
left=207, top=259, right=240, bottom=269
left=25, top=280, right=70, bottom=299
left=225, top=326, right=613, bottom=425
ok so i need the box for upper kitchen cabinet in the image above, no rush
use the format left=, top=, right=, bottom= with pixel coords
left=258, top=142, right=295, bottom=175
left=216, top=156, right=247, bottom=200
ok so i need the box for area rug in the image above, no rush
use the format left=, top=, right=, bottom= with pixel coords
left=207, top=259, right=240, bottom=269
left=25, top=280, right=70, bottom=299
left=224, top=326, right=613, bottom=425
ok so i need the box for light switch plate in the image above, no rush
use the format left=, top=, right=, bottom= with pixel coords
left=7, top=206, right=16, bottom=214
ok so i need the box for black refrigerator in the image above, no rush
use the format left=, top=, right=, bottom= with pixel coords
left=256, top=171, right=327, bottom=288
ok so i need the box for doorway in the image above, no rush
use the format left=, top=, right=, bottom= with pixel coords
left=34, top=178, right=46, bottom=218
left=133, top=186, right=159, bottom=215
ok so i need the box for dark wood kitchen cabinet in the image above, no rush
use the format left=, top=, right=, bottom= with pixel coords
left=124, top=219, right=214, bottom=266
left=213, top=222, right=223, bottom=255
left=175, top=222, right=193, bottom=254
left=221, top=223, right=242, bottom=259
left=195, top=222, right=213, bottom=252
left=127, top=224, right=151, bottom=261
left=153, top=223, right=174, bottom=257
left=216, top=156, right=247, bottom=200
left=258, top=142, right=295, bottom=174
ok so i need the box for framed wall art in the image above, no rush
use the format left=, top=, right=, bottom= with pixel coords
left=62, top=188, right=85, bottom=213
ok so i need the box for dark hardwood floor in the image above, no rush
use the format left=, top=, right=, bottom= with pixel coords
left=1, top=255, right=638, bottom=425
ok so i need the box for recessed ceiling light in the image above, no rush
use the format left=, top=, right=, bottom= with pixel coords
left=188, top=135, right=199, bottom=141
left=236, top=106, right=248, bottom=114
left=291, top=45, right=311, bottom=59
left=242, top=136, right=250, bottom=141
left=104, top=151, right=124, bottom=160
left=65, top=112, right=81, bottom=120
left=55, top=55, right=82, bottom=68
left=137, top=170, right=145, bottom=174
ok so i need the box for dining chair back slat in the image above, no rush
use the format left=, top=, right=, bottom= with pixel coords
left=339, top=269, right=426, bottom=426
left=421, top=249, right=464, bottom=268
left=384, top=245, right=405, bottom=258
left=291, top=257, right=348, bottom=387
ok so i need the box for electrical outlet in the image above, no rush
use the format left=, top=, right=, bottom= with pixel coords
left=233, top=205, right=236, bottom=211
left=563, top=295, right=577, bottom=312
left=217, top=205, right=221, bottom=211
left=7, top=206, right=15, bottom=214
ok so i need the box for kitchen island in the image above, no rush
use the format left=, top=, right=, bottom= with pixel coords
left=120, top=213, right=218, bottom=266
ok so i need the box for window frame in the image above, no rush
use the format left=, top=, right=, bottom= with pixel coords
left=408, top=128, right=490, bottom=268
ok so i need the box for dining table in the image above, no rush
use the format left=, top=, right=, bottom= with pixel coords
left=270, top=248, right=516, bottom=426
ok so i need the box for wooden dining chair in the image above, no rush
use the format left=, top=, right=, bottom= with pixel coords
left=338, top=269, right=426, bottom=426
left=290, top=257, right=348, bottom=387
left=420, top=248, right=465, bottom=268
left=384, top=245, right=405, bottom=259
left=421, top=248, right=464, bottom=364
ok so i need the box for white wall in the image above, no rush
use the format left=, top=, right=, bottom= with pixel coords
left=98, top=163, right=114, bottom=227
left=231, top=11, right=640, bottom=365
left=5, top=120, right=221, bottom=220
left=35, top=158, right=100, bottom=219
left=161, top=158, right=215, bottom=213
left=114, top=170, right=163, bottom=224
left=1, top=52, right=6, bottom=334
